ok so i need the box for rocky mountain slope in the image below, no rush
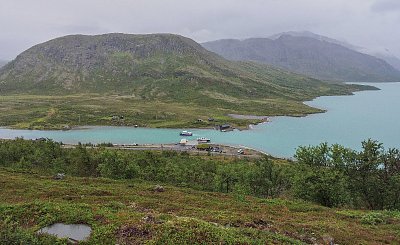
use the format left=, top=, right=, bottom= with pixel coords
left=203, top=34, right=400, bottom=83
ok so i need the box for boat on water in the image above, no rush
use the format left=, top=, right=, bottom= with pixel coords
left=180, top=131, right=193, bottom=136
left=197, top=137, right=211, bottom=143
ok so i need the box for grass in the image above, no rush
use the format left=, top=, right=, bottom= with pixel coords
left=0, top=93, right=323, bottom=130
left=1, top=168, right=399, bottom=244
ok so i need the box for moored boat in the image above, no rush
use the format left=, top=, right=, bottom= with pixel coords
left=180, top=131, right=193, bottom=136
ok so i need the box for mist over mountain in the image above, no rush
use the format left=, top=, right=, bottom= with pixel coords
left=203, top=32, right=400, bottom=83
left=271, top=32, right=400, bottom=72
left=359, top=49, right=400, bottom=72
left=377, top=55, right=400, bottom=72
left=269, top=31, right=361, bottom=51
left=0, top=60, right=8, bottom=68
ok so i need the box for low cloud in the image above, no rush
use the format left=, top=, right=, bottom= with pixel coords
left=0, top=0, right=399, bottom=59
left=58, top=24, right=109, bottom=34
left=371, top=0, right=400, bottom=12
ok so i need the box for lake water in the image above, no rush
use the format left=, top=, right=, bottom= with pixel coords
left=1, top=83, right=399, bottom=158
left=38, top=223, right=91, bottom=241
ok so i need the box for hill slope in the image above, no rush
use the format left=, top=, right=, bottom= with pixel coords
left=1, top=167, right=399, bottom=244
left=0, top=33, right=372, bottom=129
left=202, top=34, right=400, bottom=83
left=276, top=31, right=400, bottom=73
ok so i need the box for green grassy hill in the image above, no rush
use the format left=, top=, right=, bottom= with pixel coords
left=0, top=33, right=375, bottom=129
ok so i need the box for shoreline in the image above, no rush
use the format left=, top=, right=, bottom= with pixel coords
left=0, top=109, right=325, bottom=132
left=0, top=135, right=287, bottom=159
left=0, top=81, right=378, bottom=132
left=61, top=142, right=271, bottom=159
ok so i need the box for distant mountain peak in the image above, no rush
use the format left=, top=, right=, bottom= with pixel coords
left=269, top=31, right=361, bottom=50
left=269, top=31, right=400, bottom=72
left=269, top=30, right=319, bottom=39
left=203, top=33, right=400, bottom=83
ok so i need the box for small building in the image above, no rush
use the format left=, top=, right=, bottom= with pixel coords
left=219, top=124, right=231, bottom=131
left=208, top=118, right=215, bottom=122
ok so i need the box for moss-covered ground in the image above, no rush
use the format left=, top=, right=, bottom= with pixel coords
left=1, top=168, right=399, bottom=244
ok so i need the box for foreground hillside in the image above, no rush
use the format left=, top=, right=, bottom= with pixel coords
left=1, top=138, right=400, bottom=244
left=203, top=34, right=400, bottom=83
left=2, top=169, right=400, bottom=244
left=0, top=33, right=373, bottom=129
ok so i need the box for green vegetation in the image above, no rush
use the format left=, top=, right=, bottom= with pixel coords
left=0, top=138, right=289, bottom=194
left=0, top=33, right=376, bottom=129
left=1, top=138, right=400, bottom=244
left=0, top=93, right=316, bottom=130
left=1, top=138, right=399, bottom=208
left=294, top=139, right=400, bottom=210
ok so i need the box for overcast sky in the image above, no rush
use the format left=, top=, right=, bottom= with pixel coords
left=0, top=0, right=399, bottom=60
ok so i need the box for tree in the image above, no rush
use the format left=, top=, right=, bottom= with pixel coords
left=215, top=165, right=238, bottom=193
left=292, top=165, right=351, bottom=207
left=97, top=150, right=139, bottom=179
left=348, top=139, right=385, bottom=209
left=295, top=142, right=330, bottom=167
left=248, top=157, right=288, bottom=198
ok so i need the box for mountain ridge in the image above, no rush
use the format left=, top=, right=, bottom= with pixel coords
left=202, top=33, right=400, bottom=83
left=269, top=31, right=362, bottom=51
left=281, top=31, right=400, bottom=72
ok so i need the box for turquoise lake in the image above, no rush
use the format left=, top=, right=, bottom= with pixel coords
left=1, top=83, right=399, bottom=158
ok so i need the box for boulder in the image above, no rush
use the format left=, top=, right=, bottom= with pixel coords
left=54, top=173, right=65, bottom=180
left=153, top=185, right=165, bottom=192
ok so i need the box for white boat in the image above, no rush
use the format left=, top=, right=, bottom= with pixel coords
left=180, top=131, right=193, bottom=136
left=197, top=137, right=211, bottom=143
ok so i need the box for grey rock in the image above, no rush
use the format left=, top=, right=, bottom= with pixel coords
left=153, top=185, right=165, bottom=192
left=54, top=173, right=65, bottom=180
